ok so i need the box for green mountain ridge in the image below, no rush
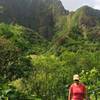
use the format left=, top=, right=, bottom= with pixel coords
left=0, top=0, right=100, bottom=41
left=48, top=6, right=100, bottom=54
left=0, top=0, right=67, bottom=39
left=74, top=6, right=100, bottom=27
left=66, top=6, right=100, bottom=41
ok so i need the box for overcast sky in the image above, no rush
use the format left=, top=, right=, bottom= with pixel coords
left=60, top=0, right=100, bottom=11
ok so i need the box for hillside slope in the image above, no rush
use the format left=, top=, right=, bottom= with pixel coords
left=67, top=6, right=100, bottom=41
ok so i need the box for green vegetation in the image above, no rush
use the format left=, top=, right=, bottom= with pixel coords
left=0, top=23, right=99, bottom=100
left=0, top=0, right=100, bottom=100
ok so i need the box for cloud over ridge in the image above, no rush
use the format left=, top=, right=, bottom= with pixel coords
left=60, top=0, right=100, bottom=11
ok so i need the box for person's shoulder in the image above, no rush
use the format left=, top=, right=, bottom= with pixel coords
left=70, top=83, right=75, bottom=88
left=69, top=84, right=74, bottom=90
left=80, top=83, right=86, bottom=87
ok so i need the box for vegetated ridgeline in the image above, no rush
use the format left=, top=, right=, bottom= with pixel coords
left=0, top=0, right=100, bottom=41
left=0, top=0, right=68, bottom=39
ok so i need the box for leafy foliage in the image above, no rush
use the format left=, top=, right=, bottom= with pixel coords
left=0, top=2, right=100, bottom=100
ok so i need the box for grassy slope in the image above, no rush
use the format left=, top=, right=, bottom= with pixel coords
left=0, top=23, right=48, bottom=54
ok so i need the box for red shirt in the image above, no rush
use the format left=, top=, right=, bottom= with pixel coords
left=69, top=83, right=86, bottom=100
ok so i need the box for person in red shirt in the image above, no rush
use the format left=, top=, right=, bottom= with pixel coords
left=68, top=74, right=88, bottom=100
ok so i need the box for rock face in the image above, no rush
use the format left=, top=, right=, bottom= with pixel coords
left=0, top=0, right=67, bottom=38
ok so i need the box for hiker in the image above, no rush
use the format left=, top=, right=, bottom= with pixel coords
left=68, top=74, right=88, bottom=100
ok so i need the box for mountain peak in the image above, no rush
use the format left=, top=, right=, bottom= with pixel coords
left=78, top=5, right=92, bottom=10
left=76, top=5, right=94, bottom=13
left=75, top=5, right=100, bottom=19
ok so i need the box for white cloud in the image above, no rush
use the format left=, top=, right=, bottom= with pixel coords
left=60, top=0, right=100, bottom=11
left=93, top=0, right=100, bottom=10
